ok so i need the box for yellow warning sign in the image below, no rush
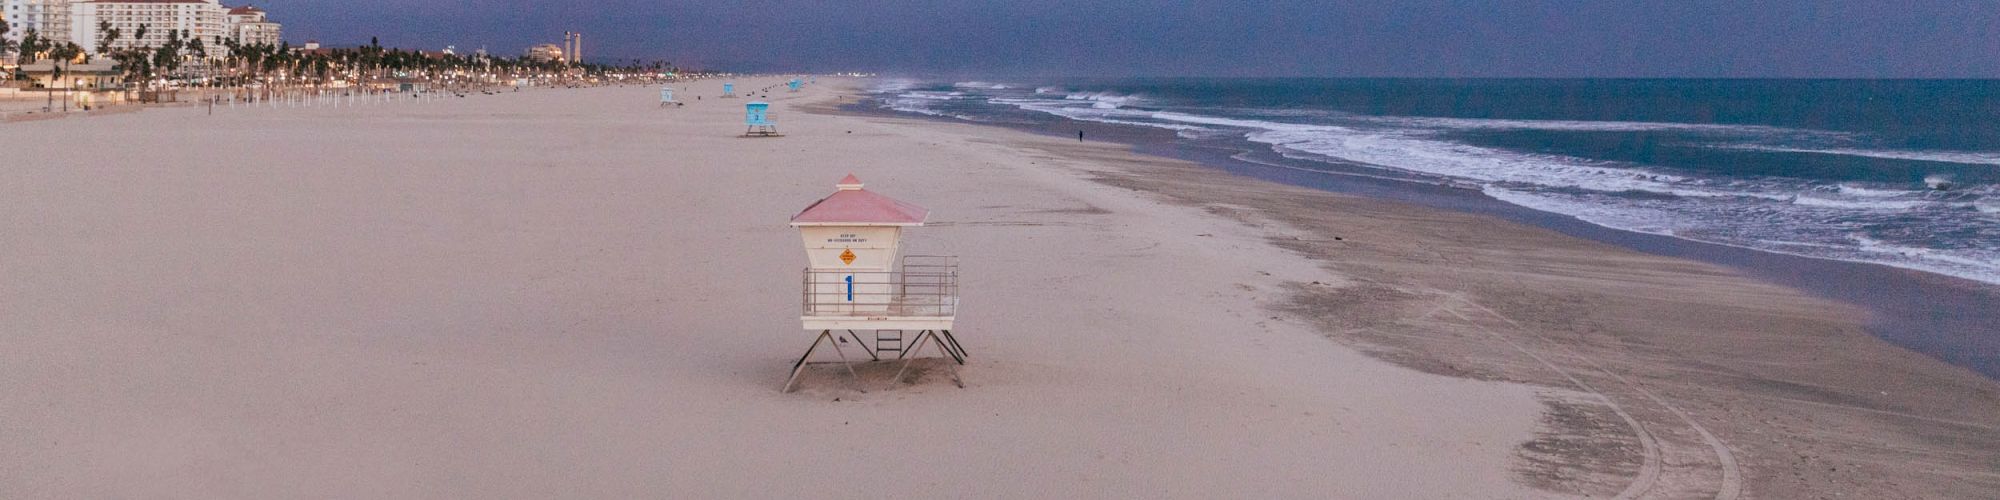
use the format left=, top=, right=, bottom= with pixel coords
left=839, top=248, right=856, bottom=265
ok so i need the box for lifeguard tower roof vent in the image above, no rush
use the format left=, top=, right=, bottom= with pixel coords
left=790, top=174, right=928, bottom=226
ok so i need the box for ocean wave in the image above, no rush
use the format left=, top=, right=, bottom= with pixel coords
left=1240, top=124, right=1699, bottom=196
left=866, top=80, right=2000, bottom=286
left=1835, top=184, right=1917, bottom=197
left=1851, top=236, right=2000, bottom=282
left=1721, top=145, right=2000, bottom=166
left=1370, top=115, right=1821, bottom=135
left=953, top=81, right=1010, bottom=90
left=868, top=78, right=924, bottom=94
left=880, top=92, right=976, bottom=120
left=895, top=91, right=962, bottom=101
left=1064, top=91, right=1145, bottom=109
left=1481, top=186, right=1683, bottom=236
left=1790, top=195, right=1933, bottom=211
left=1488, top=187, right=2000, bottom=285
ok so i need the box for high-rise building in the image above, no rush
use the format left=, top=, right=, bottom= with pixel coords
left=3, top=0, right=74, bottom=45
left=69, top=0, right=228, bottom=54
left=45, top=1, right=281, bottom=55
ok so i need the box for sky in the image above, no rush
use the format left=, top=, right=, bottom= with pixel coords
left=255, top=0, right=2000, bottom=78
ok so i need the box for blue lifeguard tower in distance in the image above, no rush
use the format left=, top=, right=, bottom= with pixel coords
left=659, top=87, right=676, bottom=106
left=722, top=82, right=737, bottom=98
left=745, top=101, right=779, bottom=137
left=788, top=79, right=802, bottom=92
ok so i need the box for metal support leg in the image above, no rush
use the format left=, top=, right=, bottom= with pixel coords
left=825, top=332, right=863, bottom=392
left=939, top=330, right=968, bottom=364
left=846, top=330, right=879, bottom=361
left=891, top=330, right=933, bottom=386
left=894, top=331, right=918, bottom=360
left=844, top=330, right=876, bottom=362
left=782, top=330, right=833, bottom=393
left=931, top=331, right=964, bottom=388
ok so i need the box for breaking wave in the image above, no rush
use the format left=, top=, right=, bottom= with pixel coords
left=870, top=79, right=2000, bottom=286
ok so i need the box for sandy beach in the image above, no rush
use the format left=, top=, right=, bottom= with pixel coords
left=3, top=78, right=1996, bottom=498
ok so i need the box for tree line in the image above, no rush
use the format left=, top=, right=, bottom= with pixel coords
left=7, top=26, right=677, bottom=92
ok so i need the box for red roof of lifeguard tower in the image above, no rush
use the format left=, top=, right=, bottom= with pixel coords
left=790, top=174, right=929, bottom=226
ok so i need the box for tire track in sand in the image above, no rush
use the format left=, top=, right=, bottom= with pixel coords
left=1445, top=295, right=1742, bottom=499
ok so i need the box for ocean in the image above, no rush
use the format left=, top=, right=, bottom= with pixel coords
left=868, top=78, right=2000, bottom=288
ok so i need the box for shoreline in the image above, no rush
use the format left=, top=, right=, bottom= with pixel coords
left=840, top=95, right=2000, bottom=380
left=821, top=80, right=2000, bottom=497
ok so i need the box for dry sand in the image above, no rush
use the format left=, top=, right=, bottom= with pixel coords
left=2, top=78, right=1995, bottom=499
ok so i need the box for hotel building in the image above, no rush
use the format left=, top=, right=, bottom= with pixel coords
left=3, top=0, right=73, bottom=45
left=69, top=0, right=227, bottom=53
left=5, top=0, right=281, bottom=54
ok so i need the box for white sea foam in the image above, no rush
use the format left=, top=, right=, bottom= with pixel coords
left=1481, top=186, right=1683, bottom=235
left=1790, top=195, right=1932, bottom=211
left=1064, top=91, right=1144, bottom=109
left=875, top=81, right=2000, bottom=286
left=1835, top=184, right=1917, bottom=197
left=1370, top=115, right=1816, bottom=135
left=1722, top=145, right=2000, bottom=166
left=953, top=81, right=1010, bottom=90
left=1233, top=121, right=1698, bottom=195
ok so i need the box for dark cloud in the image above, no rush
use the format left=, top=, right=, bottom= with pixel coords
left=257, top=0, right=2000, bottom=77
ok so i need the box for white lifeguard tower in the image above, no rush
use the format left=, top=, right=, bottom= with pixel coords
left=659, top=87, right=676, bottom=106
left=783, top=174, right=964, bottom=392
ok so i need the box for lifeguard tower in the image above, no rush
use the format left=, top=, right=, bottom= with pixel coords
left=788, top=79, right=802, bottom=92
left=659, top=87, right=676, bottom=106
left=744, top=101, right=780, bottom=137
left=783, top=175, right=964, bottom=392
left=721, top=82, right=737, bottom=98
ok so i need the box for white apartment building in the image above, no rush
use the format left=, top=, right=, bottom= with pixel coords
left=70, top=0, right=227, bottom=54
left=3, top=0, right=74, bottom=45
left=36, top=0, right=281, bottom=55
left=222, top=4, right=274, bottom=47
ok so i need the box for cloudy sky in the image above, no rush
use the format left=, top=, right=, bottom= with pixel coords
left=257, top=0, right=1999, bottom=77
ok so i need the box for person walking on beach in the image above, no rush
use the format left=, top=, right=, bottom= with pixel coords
left=1078, top=130, right=1085, bottom=142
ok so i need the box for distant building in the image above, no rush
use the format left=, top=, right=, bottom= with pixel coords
left=223, top=4, right=277, bottom=47
left=525, top=43, right=563, bottom=63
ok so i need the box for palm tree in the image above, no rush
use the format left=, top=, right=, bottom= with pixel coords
left=47, top=42, right=83, bottom=111
left=1, top=20, right=14, bottom=81
left=151, top=29, right=183, bottom=90
left=97, top=21, right=120, bottom=54
left=18, top=28, right=43, bottom=66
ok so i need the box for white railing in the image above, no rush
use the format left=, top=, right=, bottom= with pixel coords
left=802, top=255, right=958, bottom=317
